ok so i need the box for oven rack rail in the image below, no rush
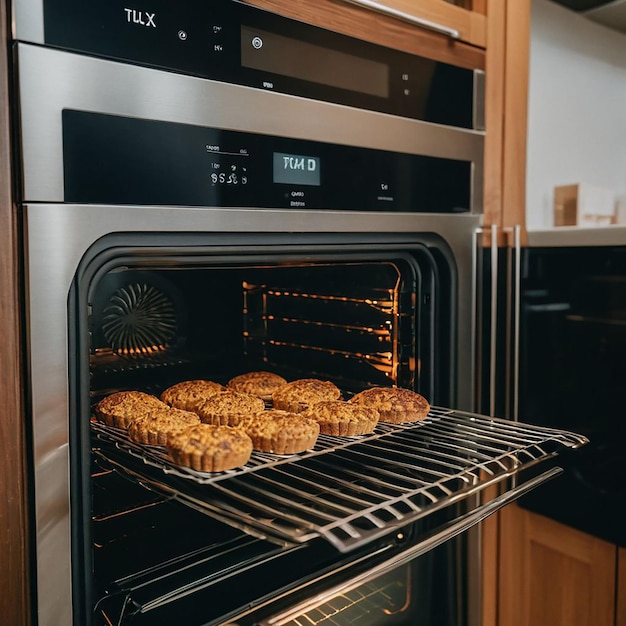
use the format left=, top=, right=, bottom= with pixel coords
left=92, top=408, right=588, bottom=553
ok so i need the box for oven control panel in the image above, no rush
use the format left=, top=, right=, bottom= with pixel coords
left=63, top=110, right=471, bottom=212
left=40, top=0, right=479, bottom=128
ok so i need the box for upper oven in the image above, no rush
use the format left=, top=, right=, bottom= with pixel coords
left=9, top=1, right=586, bottom=626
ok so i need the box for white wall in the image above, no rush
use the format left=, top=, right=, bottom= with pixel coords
left=526, top=0, right=626, bottom=228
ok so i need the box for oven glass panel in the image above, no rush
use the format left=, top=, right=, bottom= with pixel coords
left=517, top=246, right=626, bottom=546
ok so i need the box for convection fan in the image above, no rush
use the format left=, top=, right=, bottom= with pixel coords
left=93, top=272, right=185, bottom=355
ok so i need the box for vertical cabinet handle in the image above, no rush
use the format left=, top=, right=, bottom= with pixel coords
left=475, top=225, right=522, bottom=421
left=336, top=0, right=461, bottom=39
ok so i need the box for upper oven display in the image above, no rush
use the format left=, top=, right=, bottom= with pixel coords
left=39, top=0, right=479, bottom=127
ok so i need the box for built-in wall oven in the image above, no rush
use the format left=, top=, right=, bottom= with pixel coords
left=11, top=1, right=587, bottom=625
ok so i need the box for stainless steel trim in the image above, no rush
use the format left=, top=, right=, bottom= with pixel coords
left=15, top=44, right=484, bottom=209
left=489, top=225, right=498, bottom=417
left=12, top=0, right=44, bottom=42
left=472, top=227, right=483, bottom=412
left=473, top=70, right=486, bottom=131
left=259, top=466, right=564, bottom=626
left=504, top=234, right=513, bottom=417
left=337, top=0, right=460, bottom=38
left=512, top=225, right=521, bottom=421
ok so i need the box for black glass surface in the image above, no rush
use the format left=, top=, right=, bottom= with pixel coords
left=63, top=110, right=472, bottom=212
left=517, top=246, right=626, bottom=546
left=42, top=0, right=477, bottom=126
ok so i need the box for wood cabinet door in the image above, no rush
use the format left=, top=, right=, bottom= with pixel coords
left=242, top=0, right=485, bottom=69
left=618, top=547, right=626, bottom=626
left=498, top=504, right=616, bottom=626
left=344, top=0, right=487, bottom=47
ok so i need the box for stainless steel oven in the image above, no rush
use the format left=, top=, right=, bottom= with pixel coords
left=10, top=1, right=587, bottom=625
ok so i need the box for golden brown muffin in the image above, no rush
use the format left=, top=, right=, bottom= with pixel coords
left=271, top=378, right=341, bottom=413
left=94, top=390, right=167, bottom=429
left=127, top=407, right=201, bottom=446
left=349, top=387, right=430, bottom=424
left=227, top=371, right=288, bottom=401
left=301, top=400, right=379, bottom=436
left=160, top=379, right=224, bottom=412
left=243, top=409, right=320, bottom=454
left=166, top=424, right=253, bottom=472
left=195, top=390, right=265, bottom=427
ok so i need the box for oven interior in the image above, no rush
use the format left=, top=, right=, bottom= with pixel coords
left=74, top=238, right=587, bottom=625
left=86, top=247, right=451, bottom=402
left=80, top=242, right=456, bottom=625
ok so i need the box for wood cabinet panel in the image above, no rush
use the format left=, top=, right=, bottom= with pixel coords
left=346, top=0, right=487, bottom=47
left=0, top=1, right=30, bottom=624
left=483, top=0, right=530, bottom=241
left=618, top=547, right=626, bottom=626
left=243, top=0, right=485, bottom=70
left=498, top=504, right=616, bottom=626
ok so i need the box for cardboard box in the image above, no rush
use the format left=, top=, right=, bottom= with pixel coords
left=553, top=184, right=615, bottom=227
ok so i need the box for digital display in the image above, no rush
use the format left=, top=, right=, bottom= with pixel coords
left=241, top=26, right=389, bottom=99
left=273, top=152, right=321, bottom=186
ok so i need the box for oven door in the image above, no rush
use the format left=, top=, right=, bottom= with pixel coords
left=24, top=203, right=481, bottom=625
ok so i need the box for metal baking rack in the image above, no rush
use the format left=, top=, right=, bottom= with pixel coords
left=92, top=407, right=588, bottom=552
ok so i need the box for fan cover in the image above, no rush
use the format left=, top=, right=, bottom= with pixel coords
left=101, top=282, right=177, bottom=355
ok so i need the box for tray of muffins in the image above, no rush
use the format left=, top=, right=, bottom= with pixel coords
left=91, top=373, right=432, bottom=483
left=91, top=372, right=588, bottom=552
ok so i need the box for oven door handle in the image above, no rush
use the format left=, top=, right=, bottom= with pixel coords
left=256, top=467, right=563, bottom=626
left=336, top=0, right=461, bottom=38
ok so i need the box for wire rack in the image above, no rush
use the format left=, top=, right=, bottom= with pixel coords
left=92, top=407, right=588, bottom=552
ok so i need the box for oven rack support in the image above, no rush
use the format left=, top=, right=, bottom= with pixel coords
left=92, top=407, right=588, bottom=553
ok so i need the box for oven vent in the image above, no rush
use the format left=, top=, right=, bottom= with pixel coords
left=101, top=282, right=178, bottom=355
left=93, top=408, right=587, bottom=553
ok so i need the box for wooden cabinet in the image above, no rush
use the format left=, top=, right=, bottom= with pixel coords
left=618, top=548, right=626, bottom=626
left=0, top=2, right=30, bottom=625
left=243, top=0, right=485, bottom=69
left=495, top=504, right=618, bottom=626
left=328, top=0, right=488, bottom=48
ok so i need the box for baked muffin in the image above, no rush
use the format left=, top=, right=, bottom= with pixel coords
left=127, top=407, right=201, bottom=446
left=243, top=409, right=320, bottom=454
left=195, top=390, right=265, bottom=427
left=349, top=387, right=430, bottom=424
left=160, top=379, right=224, bottom=412
left=271, top=378, right=341, bottom=413
left=227, top=371, right=288, bottom=402
left=94, top=390, right=167, bottom=429
left=166, top=424, right=253, bottom=472
left=301, top=400, right=379, bottom=436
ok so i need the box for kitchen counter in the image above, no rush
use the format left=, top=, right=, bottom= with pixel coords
left=527, top=225, right=626, bottom=247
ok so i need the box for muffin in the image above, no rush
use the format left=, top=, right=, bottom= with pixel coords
left=271, top=378, right=341, bottom=413
left=127, top=407, right=201, bottom=446
left=166, top=424, right=253, bottom=472
left=94, top=390, right=167, bottom=429
left=160, top=379, right=224, bottom=412
left=243, top=409, right=320, bottom=454
left=227, top=371, right=288, bottom=402
left=349, top=387, right=430, bottom=424
left=195, top=390, right=265, bottom=427
left=301, top=400, right=379, bottom=436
